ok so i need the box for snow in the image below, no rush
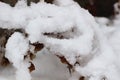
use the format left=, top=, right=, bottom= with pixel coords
left=5, top=32, right=30, bottom=80
left=0, top=51, right=70, bottom=80
left=0, top=0, right=120, bottom=80
left=53, top=0, right=74, bottom=6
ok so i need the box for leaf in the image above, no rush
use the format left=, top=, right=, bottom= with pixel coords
left=28, top=62, right=35, bottom=72
left=79, top=76, right=85, bottom=80
left=56, top=55, right=73, bottom=74
left=32, top=42, right=44, bottom=53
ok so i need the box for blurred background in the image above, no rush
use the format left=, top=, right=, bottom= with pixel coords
left=76, top=0, right=118, bottom=17
left=0, top=0, right=119, bottom=17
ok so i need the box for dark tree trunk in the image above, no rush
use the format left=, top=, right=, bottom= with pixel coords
left=94, top=0, right=118, bottom=17
left=74, top=0, right=118, bottom=17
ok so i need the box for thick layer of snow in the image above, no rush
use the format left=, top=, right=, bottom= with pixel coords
left=0, top=0, right=120, bottom=80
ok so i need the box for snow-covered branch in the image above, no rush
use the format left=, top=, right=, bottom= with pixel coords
left=0, top=0, right=120, bottom=80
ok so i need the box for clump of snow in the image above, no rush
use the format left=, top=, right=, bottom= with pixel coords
left=5, top=32, right=30, bottom=80
left=53, top=0, right=74, bottom=6
left=95, top=17, right=110, bottom=25
left=114, top=2, right=120, bottom=16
